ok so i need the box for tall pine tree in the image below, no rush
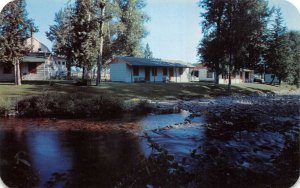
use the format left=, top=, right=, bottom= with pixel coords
left=264, top=8, right=290, bottom=84
left=144, top=43, right=153, bottom=58
left=285, top=31, right=300, bottom=86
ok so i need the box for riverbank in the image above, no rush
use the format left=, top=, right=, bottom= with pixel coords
left=0, top=81, right=298, bottom=118
left=0, top=91, right=299, bottom=187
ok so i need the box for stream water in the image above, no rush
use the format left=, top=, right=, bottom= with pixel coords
left=0, top=111, right=195, bottom=187
left=0, top=109, right=299, bottom=187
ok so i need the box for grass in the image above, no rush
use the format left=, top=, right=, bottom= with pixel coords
left=0, top=80, right=289, bottom=101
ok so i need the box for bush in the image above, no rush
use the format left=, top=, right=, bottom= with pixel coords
left=16, top=92, right=124, bottom=119
left=130, top=100, right=154, bottom=115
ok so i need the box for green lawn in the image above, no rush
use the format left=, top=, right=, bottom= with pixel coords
left=0, top=80, right=286, bottom=102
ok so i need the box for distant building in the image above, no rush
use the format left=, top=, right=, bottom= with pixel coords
left=191, top=64, right=254, bottom=84
left=109, top=56, right=194, bottom=83
left=0, top=37, right=67, bottom=81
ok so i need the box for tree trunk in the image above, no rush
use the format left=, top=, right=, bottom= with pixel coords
left=227, top=54, right=232, bottom=94
left=214, top=71, right=219, bottom=86
left=82, top=66, right=86, bottom=80
left=270, top=75, right=275, bottom=85
left=278, top=78, right=281, bottom=85
left=14, top=59, right=21, bottom=86
left=67, top=61, right=71, bottom=80
left=96, top=4, right=106, bottom=86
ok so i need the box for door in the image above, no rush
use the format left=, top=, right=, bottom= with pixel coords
left=169, top=68, right=174, bottom=81
left=145, top=67, right=150, bottom=81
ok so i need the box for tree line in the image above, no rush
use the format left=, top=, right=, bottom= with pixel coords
left=198, top=0, right=300, bottom=90
left=0, top=0, right=153, bottom=85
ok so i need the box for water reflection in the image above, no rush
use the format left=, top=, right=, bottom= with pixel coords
left=0, top=128, right=145, bottom=187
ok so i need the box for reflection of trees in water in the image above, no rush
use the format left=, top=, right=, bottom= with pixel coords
left=57, top=131, right=144, bottom=187
left=0, top=130, right=39, bottom=187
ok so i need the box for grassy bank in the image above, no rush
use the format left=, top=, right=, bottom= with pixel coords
left=0, top=81, right=293, bottom=117
left=0, top=80, right=287, bottom=100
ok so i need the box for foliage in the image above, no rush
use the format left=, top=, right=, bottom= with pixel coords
left=264, top=8, right=291, bottom=84
left=130, top=99, right=154, bottom=115
left=198, top=0, right=270, bottom=90
left=47, top=0, right=149, bottom=80
left=198, top=0, right=226, bottom=85
left=71, top=0, right=100, bottom=79
left=46, top=6, right=75, bottom=79
left=17, top=92, right=124, bottom=119
left=285, top=31, right=300, bottom=85
left=110, top=0, right=149, bottom=57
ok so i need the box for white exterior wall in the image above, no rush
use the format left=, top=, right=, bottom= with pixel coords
left=191, top=69, right=254, bottom=84
left=199, top=69, right=214, bottom=81
left=110, top=63, right=132, bottom=82
left=110, top=63, right=192, bottom=83
left=175, top=68, right=190, bottom=83
left=150, top=67, right=162, bottom=82
left=264, top=74, right=279, bottom=83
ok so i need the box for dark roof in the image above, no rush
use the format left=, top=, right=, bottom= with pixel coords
left=112, top=56, right=193, bottom=68
left=194, top=64, right=207, bottom=70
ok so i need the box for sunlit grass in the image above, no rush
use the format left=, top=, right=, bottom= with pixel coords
left=0, top=80, right=289, bottom=101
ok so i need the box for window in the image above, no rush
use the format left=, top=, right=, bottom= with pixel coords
left=62, top=62, right=65, bottom=65
left=207, top=71, right=213, bottom=78
left=3, top=64, right=13, bottom=74
left=28, top=63, right=37, bottom=74
left=58, top=61, right=61, bottom=65
left=152, top=67, right=157, bottom=76
left=133, top=66, right=139, bottom=76
left=192, top=70, right=199, bottom=77
left=179, top=68, right=183, bottom=75
left=163, top=68, right=168, bottom=76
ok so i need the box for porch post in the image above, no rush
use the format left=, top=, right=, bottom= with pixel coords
left=176, top=67, right=178, bottom=83
left=131, top=66, right=133, bottom=83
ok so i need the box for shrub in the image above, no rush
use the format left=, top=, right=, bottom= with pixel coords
left=16, top=92, right=124, bottom=119
left=130, top=100, right=154, bottom=115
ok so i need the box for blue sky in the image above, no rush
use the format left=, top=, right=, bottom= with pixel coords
left=22, top=0, right=300, bottom=63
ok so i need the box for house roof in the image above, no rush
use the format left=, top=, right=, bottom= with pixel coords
left=25, top=37, right=50, bottom=53
left=194, top=64, right=207, bottom=70
left=22, top=56, right=49, bottom=63
left=111, top=56, right=194, bottom=68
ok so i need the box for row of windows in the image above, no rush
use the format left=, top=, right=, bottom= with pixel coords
left=133, top=66, right=183, bottom=76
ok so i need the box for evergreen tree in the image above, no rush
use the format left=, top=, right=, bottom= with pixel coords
left=286, top=31, right=300, bottom=86
left=46, top=6, right=74, bottom=80
left=0, top=0, right=37, bottom=85
left=144, top=43, right=153, bottom=58
left=264, top=8, right=290, bottom=84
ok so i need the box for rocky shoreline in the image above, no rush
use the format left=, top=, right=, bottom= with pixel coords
left=152, top=89, right=300, bottom=115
